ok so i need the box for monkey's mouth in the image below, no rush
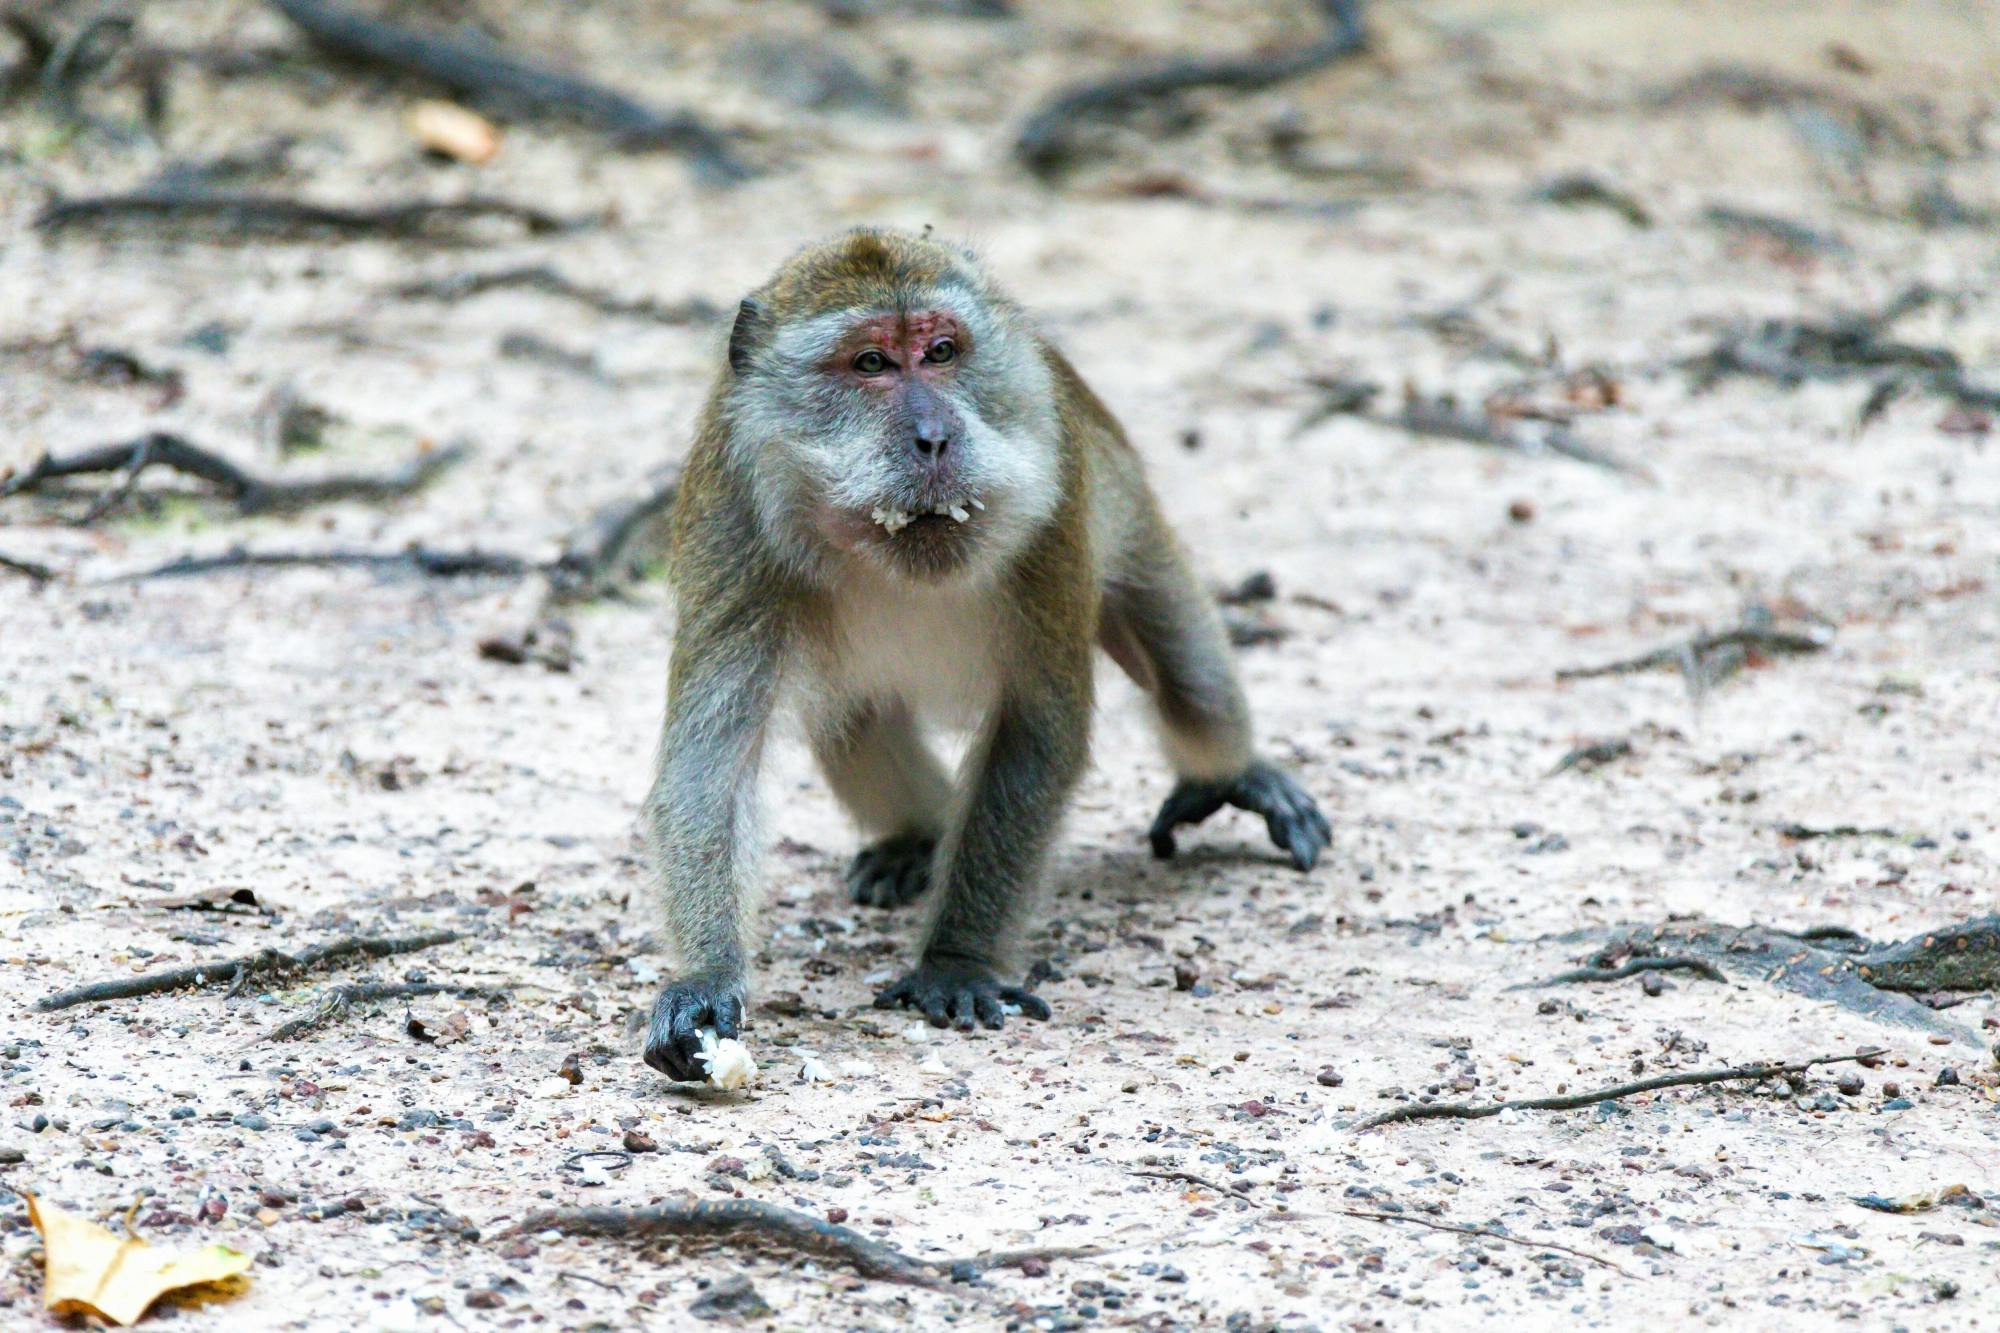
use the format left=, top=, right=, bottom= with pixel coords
left=867, top=497, right=984, bottom=535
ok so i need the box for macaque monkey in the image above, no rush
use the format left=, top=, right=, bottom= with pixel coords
left=642, top=228, right=1329, bottom=1080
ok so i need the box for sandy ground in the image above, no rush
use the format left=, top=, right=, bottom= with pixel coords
left=3, top=1, right=1999, bottom=1328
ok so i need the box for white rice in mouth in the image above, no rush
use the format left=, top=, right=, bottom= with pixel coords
left=869, top=496, right=983, bottom=534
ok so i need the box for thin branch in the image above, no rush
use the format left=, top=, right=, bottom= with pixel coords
left=1557, top=616, right=1833, bottom=683
left=390, top=265, right=719, bottom=326
left=476, top=466, right=681, bottom=670
left=265, top=980, right=509, bottom=1042
left=35, top=190, right=578, bottom=242
left=510, top=1198, right=948, bottom=1288
left=1335, top=1208, right=1633, bottom=1276
left=1016, top=0, right=1367, bottom=176
left=512, top=1197, right=1106, bottom=1287
left=1128, top=1168, right=1261, bottom=1205
left=1294, top=380, right=1652, bottom=479
left=264, top=0, right=749, bottom=184
left=124, top=545, right=531, bottom=582
left=1386, top=390, right=1653, bottom=479
left=36, top=930, right=462, bottom=1012
left=959, top=1243, right=1112, bottom=1273
left=4, top=433, right=465, bottom=518
left=1512, top=956, right=1727, bottom=989
left=0, top=551, right=56, bottom=583
left=1353, top=1049, right=1886, bottom=1131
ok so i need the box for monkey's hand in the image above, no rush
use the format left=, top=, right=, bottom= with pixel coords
left=1148, top=759, right=1331, bottom=871
left=846, top=833, right=937, bottom=909
left=643, top=976, right=746, bottom=1082
left=874, top=957, right=1052, bottom=1031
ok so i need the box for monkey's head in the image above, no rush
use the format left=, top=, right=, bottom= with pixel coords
left=722, top=228, right=1062, bottom=583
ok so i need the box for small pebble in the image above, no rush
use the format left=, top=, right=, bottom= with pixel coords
left=1835, top=1074, right=1864, bottom=1097
left=623, top=1129, right=658, bottom=1153
left=1935, top=1067, right=1960, bottom=1087
left=233, top=1113, right=270, bottom=1132
left=465, top=1290, right=505, bottom=1310
left=1173, top=963, right=1199, bottom=992
left=1316, top=1068, right=1343, bottom=1087
left=826, top=1207, right=848, bottom=1224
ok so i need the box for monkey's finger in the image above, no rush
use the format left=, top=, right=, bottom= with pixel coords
left=712, top=992, right=745, bottom=1040
left=972, top=991, right=1005, bottom=1029
left=1000, top=987, right=1052, bottom=1021
left=872, top=979, right=913, bottom=1010
left=1258, top=797, right=1323, bottom=871
left=896, top=859, right=928, bottom=906
left=1278, top=811, right=1326, bottom=872
left=920, top=988, right=952, bottom=1028
left=1148, top=784, right=1227, bottom=858
left=644, top=1025, right=705, bottom=1081
left=948, top=993, right=980, bottom=1031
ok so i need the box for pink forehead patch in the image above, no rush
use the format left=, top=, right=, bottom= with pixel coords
left=847, top=310, right=960, bottom=359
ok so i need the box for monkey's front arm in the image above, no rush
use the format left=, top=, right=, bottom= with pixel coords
left=640, top=608, right=781, bottom=1081
left=873, top=667, right=1091, bottom=1029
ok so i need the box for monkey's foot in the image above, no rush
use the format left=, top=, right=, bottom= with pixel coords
left=873, top=959, right=1052, bottom=1031
left=643, top=976, right=746, bottom=1082
left=845, top=833, right=936, bottom=909
left=1148, top=759, right=1332, bottom=871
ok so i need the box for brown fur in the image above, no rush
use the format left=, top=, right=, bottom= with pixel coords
left=641, top=229, right=1307, bottom=1078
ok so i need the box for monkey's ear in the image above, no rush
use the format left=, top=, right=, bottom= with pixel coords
left=728, top=298, right=767, bottom=375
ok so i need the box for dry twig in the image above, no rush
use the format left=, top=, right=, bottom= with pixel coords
left=36, top=930, right=461, bottom=1012
left=265, top=0, right=748, bottom=183
left=512, top=1197, right=1101, bottom=1288
left=1556, top=605, right=1832, bottom=692
left=265, top=980, right=509, bottom=1042
left=2, top=433, right=464, bottom=521
left=475, top=466, right=682, bottom=670
left=1514, top=955, right=1726, bottom=988
left=1354, top=1049, right=1885, bottom=1130
left=1335, top=1208, right=1633, bottom=1276
left=0, top=551, right=55, bottom=583
left=391, top=265, right=718, bottom=326
left=35, top=189, right=577, bottom=242
left=127, top=545, right=528, bottom=581
left=1016, top=0, right=1367, bottom=176
left=1129, top=1168, right=1260, bottom=1205
left=1684, top=284, right=2000, bottom=417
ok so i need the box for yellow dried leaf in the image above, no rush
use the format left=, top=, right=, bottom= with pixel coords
left=409, top=100, right=502, bottom=164
left=25, top=1193, right=252, bottom=1326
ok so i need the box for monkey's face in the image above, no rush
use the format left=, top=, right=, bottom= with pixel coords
left=739, top=296, right=1061, bottom=583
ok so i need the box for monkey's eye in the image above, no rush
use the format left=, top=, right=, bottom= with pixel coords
left=852, top=349, right=891, bottom=375
left=925, top=339, right=957, bottom=365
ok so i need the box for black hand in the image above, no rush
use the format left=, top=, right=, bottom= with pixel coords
left=874, top=957, right=1052, bottom=1031
left=643, top=975, right=745, bottom=1081
left=1148, top=759, right=1331, bottom=871
left=846, top=833, right=936, bottom=909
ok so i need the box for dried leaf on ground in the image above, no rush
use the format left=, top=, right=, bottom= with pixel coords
left=25, top=1193, right=252, bottom=1326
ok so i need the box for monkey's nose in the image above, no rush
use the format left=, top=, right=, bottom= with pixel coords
left=912, top=422, right=951, bottom=460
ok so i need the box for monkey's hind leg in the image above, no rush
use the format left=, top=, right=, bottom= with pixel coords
left=810, top=700, right=954, bottom=909
left=1103, top=530, right=1331, bottom=871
